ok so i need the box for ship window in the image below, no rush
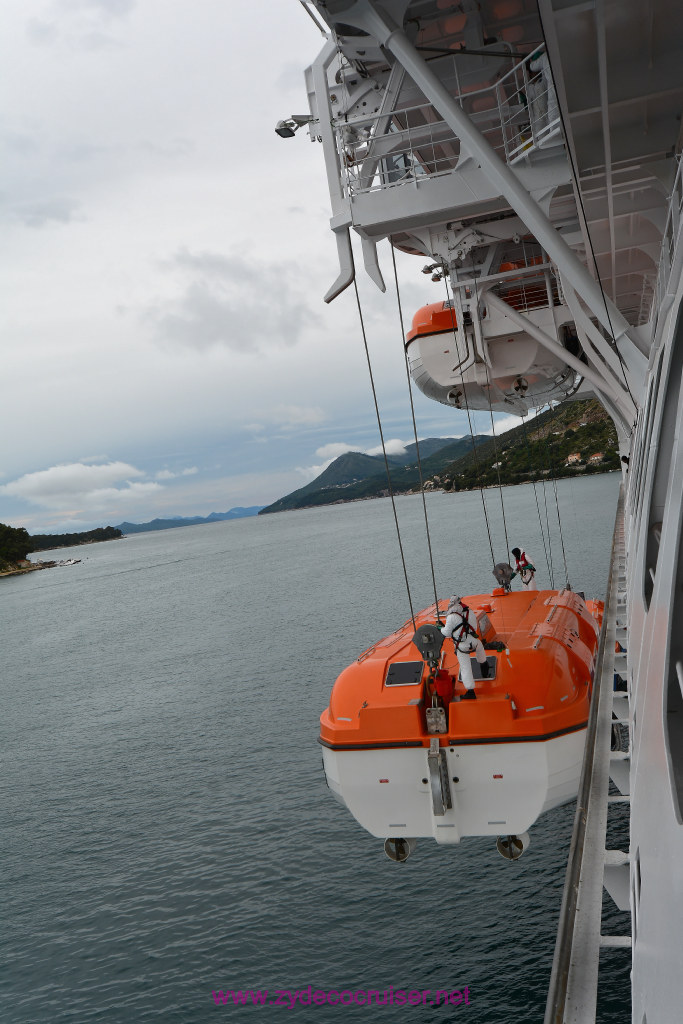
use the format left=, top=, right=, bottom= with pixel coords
left=643, top=314, right=683, bottom=610
left=665, top=659, right=683, bottom=823
left=633, top=347, right=662, bottom=531
left=665, top=400, right=683, bottom=821
left=632, top=847, right=641, bottom=943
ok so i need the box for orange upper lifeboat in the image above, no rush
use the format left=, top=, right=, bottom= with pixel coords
left=320, top=588, right=603, bottom=857
left=404, top=252, right=579, bottom=415
left=405, top=301, right=458, bottom=343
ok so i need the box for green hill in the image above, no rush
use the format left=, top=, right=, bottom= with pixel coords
left=260, top=435, right=484, bottom=513
left=436, top=399, right=619, bottom=491
left=260, top=400, right=619, bottom=515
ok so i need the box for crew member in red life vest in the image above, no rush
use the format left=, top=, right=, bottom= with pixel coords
left=441, top=596, right=489, bottom=699
left=511, top=547, right=537, bottom=590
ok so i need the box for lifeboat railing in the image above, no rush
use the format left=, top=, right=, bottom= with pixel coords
left=447, top=253, right=563, bottom=317
left=544, top=490, right=631, bottom=1023
left=333, top=44, right=563, bottom=197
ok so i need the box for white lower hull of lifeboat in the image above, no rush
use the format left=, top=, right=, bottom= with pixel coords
left=322, top=728, right=586, bottom=844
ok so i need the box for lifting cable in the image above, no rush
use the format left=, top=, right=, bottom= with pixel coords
left=352, top=274, right=417, bottom=629
left=546, top=401, right=571, bottom=587
left=442, top=272, right=497, bottom=568
left=390, top=243, right=441, bottom=619
left=533, top=400, right=559, bottom=586
left=471, top=257, right=511, bottom=559
left=521, top=414, right=555, bottom=588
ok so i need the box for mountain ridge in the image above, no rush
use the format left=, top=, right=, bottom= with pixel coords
left=259, top=436, right=483, bottom=514
left=117, top=507, right=264, bottom=534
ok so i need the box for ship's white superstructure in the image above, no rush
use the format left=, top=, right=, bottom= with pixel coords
left=288, top=1, right=683, bottom=1020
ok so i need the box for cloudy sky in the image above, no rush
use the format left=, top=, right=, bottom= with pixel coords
left=1, top=0, right=513, bottom=534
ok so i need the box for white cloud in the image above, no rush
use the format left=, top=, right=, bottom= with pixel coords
left=271, top=404, right=325, bottom=428
left=315, top=442, right=355, bottom=459
left=483, top=409, right=540, bottom=436
left=295, top=460, right=333, bottom=481
left=145, top=248, right=318, bottom=353
left=10, top=196, right=82, bottom=227
left=365, top=438, right=407, bottom=456
left=155, top=466, right=198, bottom=480
left=0, top=461, right=160, bottom=511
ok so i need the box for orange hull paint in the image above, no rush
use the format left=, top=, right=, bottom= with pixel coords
left=320, top=590, right=603, bottom=751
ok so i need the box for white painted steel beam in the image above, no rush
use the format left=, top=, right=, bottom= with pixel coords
left=308, top=39, right=357, bottom=303
left=344, top=0, right=643, bottom=395
left=484, top=290, right=634, bottom=431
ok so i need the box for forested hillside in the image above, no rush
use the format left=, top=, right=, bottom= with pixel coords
left=0, top=523, right=32, bottom=569
left=436, top=399, right=619, bottom=491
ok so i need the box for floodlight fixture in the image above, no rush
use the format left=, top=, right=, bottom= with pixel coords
left=274, top=115, right=314, bottom=138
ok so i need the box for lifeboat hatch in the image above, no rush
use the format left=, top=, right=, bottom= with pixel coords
left=385, top=661, right=424, bottom=686
left=462, top=655, right=498, bottom=681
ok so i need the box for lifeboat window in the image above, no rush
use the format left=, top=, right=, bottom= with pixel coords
left=385, top=661, right=424, bottom=686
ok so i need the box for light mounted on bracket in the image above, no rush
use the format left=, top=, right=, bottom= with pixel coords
left=422, top=262, right=447, bottom=282
left=275, top=115, right=314, bottom=138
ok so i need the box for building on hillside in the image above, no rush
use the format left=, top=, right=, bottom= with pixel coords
left=566, top=452, right=582, bottom=465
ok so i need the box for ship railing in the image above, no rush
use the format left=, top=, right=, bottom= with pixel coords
left=450, top=240, right=564, bottom=315
left=652, top=154, right=683, bottom=336
left=544, top=491, right=630, bottom=1023
left=333, top=45, right=563, bottom=197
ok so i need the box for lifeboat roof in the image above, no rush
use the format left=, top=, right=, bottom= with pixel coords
left=320, top=590, right=603, bottom=751
left=406, top=301, right=456, bottom=344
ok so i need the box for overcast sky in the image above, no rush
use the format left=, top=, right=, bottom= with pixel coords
left=1, top=0, right=515, bottom=534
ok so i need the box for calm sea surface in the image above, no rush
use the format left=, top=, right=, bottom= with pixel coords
left=1, top=474, right=628, bottom=1023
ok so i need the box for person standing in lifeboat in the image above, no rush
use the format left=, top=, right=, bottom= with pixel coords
left=441, top=596, right=489, bottom=700
left=511, top=547, right=538, bottom=590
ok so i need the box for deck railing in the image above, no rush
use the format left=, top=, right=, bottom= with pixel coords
left=333, top=44, right=562, bottom=197
left=652, top=154, right=683, bottom=335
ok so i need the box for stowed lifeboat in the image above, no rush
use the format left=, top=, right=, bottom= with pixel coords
left=320, top=588, right=603, bottom=857
left=405, top=254, right=580, bottom=414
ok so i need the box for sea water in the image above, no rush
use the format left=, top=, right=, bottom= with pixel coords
left=1, top=473, right=629, bottom=1023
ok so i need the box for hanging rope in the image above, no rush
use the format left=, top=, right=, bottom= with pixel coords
left=352, top=274, right=417, bottom=629
left=390, top=243, right=441, bottom=620
left=442, top=272, right=497, bottom=567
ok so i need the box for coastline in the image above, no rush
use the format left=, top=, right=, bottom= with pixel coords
left=0, top=558, right=81, bottom=579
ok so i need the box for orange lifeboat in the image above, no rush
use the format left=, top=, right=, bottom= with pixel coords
left=405, top=300, right=457, bottom=343
left=320, top=588, right=603, bottom=857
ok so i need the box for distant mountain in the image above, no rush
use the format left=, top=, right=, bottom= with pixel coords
left=117, top=507, right=264, bottom=534
left=259, top=437, right=482, bottom=514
